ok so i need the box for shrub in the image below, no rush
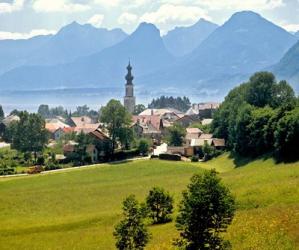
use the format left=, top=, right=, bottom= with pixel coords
left=175, top=170, right=235, bottom=249
left=138, top=139, right=150, bottom=156
left=44, top=162, right=62, bottom=171
left=0, top=159, right=16, bottom=176
left=146, top=187, right=174, bottom=224
left=159, top=154, right=181, bottom=161
left=114, top=195, right=150, bottom=250
left=36, top=155, right=45, bottom=166
left=191, top=156, right=199, bottom=162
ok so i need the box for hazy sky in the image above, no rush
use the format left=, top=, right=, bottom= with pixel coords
left=0, top=0, right=299, bottom=39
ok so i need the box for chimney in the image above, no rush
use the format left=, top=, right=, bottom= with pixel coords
left=151, top=109, right=154, bottom=115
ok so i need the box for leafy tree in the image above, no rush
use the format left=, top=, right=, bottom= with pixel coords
left=74, top=131, right=92, bottom=165
left=133, top=104, right=146, bottom=115
left=114, top=195, right=150, bottom=250
left=245, top=71, right=276, bottom=107
left=189, top=123, right=211, bottom=133
left=0, top=105, right=4, bottom=121
left=167, top=124, right=186, bottom=146
left=202, top=141, right=215, bottom=161
left=146, top=187, right=174, bottom=224
left=118, top=127, right=134, bottom=150
left=246, top=106, right=276, bottom=156
left=100, top=100, right=132, bottom=153
left=175, top=170, right=235, bottom=250
left=274, top=107, right=299, bottom=161
left=9, top=109, right=21, bottom=116
left=272, top=80, right=296, bottom=108
left=10, top=112, right=49, bottom=162
left=37, top=104, right=50, bottom=118
left=138, top=139, right=150, bottom=156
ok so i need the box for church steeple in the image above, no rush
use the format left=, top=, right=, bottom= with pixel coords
left=124, top=62, right=136, bottom=113
left=125, top=61, right=134, bottom=85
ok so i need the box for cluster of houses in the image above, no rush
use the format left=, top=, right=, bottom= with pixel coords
left=131, top=106, right=225, bottom=158
left=0, top=102, right=225, bottom=163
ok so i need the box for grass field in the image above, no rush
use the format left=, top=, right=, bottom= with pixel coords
left=0, top=155, right=299, bottom=249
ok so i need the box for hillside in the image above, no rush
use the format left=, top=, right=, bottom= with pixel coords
left=0, top=155, right=298, bottom=249
left=273, top=40, right=299, bottom=92
left=163, top=19, right=218, bottom=57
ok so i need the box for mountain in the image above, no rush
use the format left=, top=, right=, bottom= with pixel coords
left=142, top=11, right=298, bottom=95
left=272, top=40, right=299, bottom=92
left=0, top=35, right=52, bottom=74
left=0, top=22, right=127, bottom=75
left=295, top=31, right=299, bottom=38
left=26, top=22, right=127, bottom=66
left=162, top=19, right=218, bottom=57
left=0, top=23, right=174, bottom=90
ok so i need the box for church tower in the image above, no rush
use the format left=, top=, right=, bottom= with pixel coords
left=124, top=62, right=136, bottom=113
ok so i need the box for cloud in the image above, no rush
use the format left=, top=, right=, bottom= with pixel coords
left=118, top=12, right=138, bottom=25
left=140, top=4, right=209, bottom=33
left=87, top=14, right=104, bottom=27
left=196, top=0, right=283, bottom=10
left=279, top=22, right=299, bottom=32
left=0, top=0, right=24, bottom=13
left=32, top=0, right=90, bottom=13
left=0, top=29, right=56, bottom=40
left=93, top=0, right=150, bottom=9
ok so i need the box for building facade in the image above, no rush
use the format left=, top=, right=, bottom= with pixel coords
left=124, top=62, right=136, bottom=113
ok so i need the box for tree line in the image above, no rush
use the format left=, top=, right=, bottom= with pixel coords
left=212, top=72, right=299, bottom=161
left=148, top=96, right=191, bottom=112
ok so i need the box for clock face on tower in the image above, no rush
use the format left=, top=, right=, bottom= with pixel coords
left=124, top=62, right=136, bottom=113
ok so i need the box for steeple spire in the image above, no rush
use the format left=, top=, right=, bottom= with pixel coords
left=124, top=62, right=136, bottom=113
left=125, top=61, right=134, bottom=85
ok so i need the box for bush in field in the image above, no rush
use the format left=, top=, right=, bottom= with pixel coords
left=175, top=170, right=235, bottom=250
left=114, top=195, right=150, bottom=250
left=146, top=187, right=174, bottom=224
left=138, top=139, right=150, bottom=156
left=0, top=159, right=16, bottom=175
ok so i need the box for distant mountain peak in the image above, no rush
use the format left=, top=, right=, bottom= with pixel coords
left=134, top=22, right=160, bottom=35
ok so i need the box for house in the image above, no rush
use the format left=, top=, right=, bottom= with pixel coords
left=185, top=128, right=203, bottom=146
left=211, top=138, right=226, bottom=149
left=53, top=127, right=75, bottom=141
left=70, top=116, right=100, bottom=134
left=186, top=103, right=220, bottom=119
left=132, top=115, right=163, bottom=142
left=45, top=119, right=70, bottom=137
left=175, top=115, right=196, bottom=127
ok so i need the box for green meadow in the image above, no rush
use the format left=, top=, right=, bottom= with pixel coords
left=0, top=155, right=299, bottom=250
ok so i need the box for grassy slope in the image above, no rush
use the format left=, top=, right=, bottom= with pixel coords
left=0, top=155, right=298, bottom=249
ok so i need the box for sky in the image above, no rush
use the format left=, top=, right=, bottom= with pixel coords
left=0, top=0, right=299, bottom=39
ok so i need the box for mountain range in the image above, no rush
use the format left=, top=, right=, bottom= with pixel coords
left=162, top=19, right=218, bottom=57
left=0, top=11, right=298, bottom=99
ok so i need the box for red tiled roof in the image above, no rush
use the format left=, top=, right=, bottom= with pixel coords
left=133, top=115, right=162, bottom=131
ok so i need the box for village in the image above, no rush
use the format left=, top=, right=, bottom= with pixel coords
left=0, top=63, right=225, bottom=173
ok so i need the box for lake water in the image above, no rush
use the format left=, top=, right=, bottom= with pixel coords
left=0, top=87, right=224, bottom=115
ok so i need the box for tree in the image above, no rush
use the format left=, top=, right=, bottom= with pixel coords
left=148, top=96, right=191, bottom=112
left=100, top=100, right=132, bottom=153
left=114, top=195, right=150, bottom=250
left=175, top=170, right=235, bottom=250
left=10, top=112, right=49, bottom=161
left=74, top=131, right=92, bottom=165
left=138, top=139, right=150, bottom=156
left=37, top=104, right=50, bottom=118
left=274, top=107, right=299, bottom=161
left=167, top=124, right=186, bottom=146
left=146, top=187, right=174, bottom=224
left=0, top=105, right=4, bottom=121
left=133, top=104, right=146, bottom=115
